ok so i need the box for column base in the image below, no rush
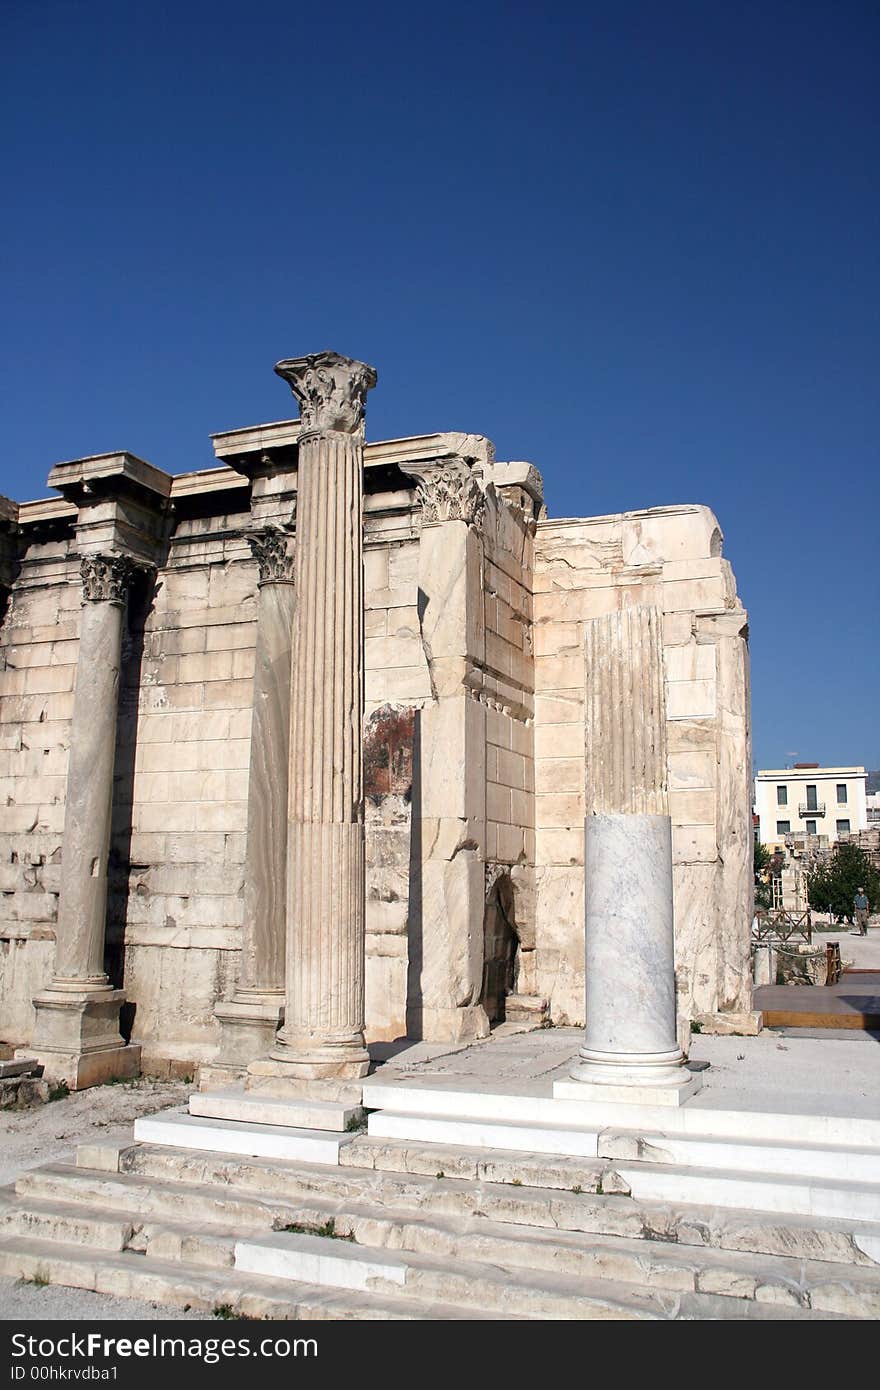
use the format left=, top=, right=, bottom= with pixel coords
left=244, top=1056, right=366, bottom=1105
left=260, top=1030, right=370, bottom=1083
left=21, top=988, right=140, bottom=1090
left=554, top=1046, right=702, bottom=1108
left=204, top=994, right=285, bottom=1086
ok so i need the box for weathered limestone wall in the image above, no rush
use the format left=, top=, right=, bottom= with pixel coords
left=0, top=437, right=752, bottom=1072
left=0, top=476, right=439, bottom=1067
left=533, top=505, right=752, bottom=1024
left=0, top=538, right=79, bottom=1040
left=479, top=483, right=537, bottom=999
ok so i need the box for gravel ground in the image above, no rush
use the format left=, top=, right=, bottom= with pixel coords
left=0, top=1075, right=210, bottom=1321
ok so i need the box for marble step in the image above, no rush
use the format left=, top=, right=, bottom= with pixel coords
left=23, top=1151, right=880, bottom=1275
left=231, top=1228, right=816, bottom=1320
left=361, top=1079, right=880, bottom=1149
left=7, top=1180, right=880, bottom=1316
left=598, top=1128, right=880, bottom=1184
left=350, top=1133, right=880, bottom=1221
left=0, top=1235, right=504, bottom=1320
left=118, top=1144, right=880, bottom=1265
left=133, top=1111, right=355, bottom=1163
left=189, top=1087, right=361, bottom=1133
left=366, top=1110, right=601, bottom=1158
left=614, top=1160, right=880, bottom=1223
left=365, top=1110, right=880, bottom=1183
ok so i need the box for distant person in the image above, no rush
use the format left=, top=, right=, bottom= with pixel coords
left=854, top=887, right=870, bottom=936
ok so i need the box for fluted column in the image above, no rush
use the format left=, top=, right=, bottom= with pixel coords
left=25, top=554, right=143, bottom=1088
left=266, top=351, right=376, bottom=1081
left=554, top=605, right=699, bottom=1105
left=209, top=530, right=296, bottom=1077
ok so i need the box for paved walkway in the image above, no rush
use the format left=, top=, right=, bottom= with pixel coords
left=374, top=1026, right=880, bottom=1121
left=755, top=972, right=880, bottom=1029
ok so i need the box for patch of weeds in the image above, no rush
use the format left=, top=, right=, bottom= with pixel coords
left=212, top=1304, right=235, bottom=1320
left=280, top=1218, right=353, bottom=1242
left=19, top=1272, right=50, bottom=1288
left=690, top=1021, right=702, bottom=1034
left=47, top=1081, right=70, bottom=1103
left=510, top=1178, right=522, bottom=1187
left=345, top=1111, right=367, bottom=1133
left=435, top=1171, right=445, bottom=1180
left=571, top=1184, right=582, bottom=1195
left=596, top=1177, right=604, bottom=1195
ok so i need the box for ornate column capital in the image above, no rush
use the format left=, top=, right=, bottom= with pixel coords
left=274, top=350, right=377, bottom=439
left=79, top=554, right=139, bottom=605
left=248, top=527, right=296, bottom=585
left=405, top=458, right=486, bottom=530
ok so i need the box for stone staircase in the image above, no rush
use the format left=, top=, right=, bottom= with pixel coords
left=1, top=1090, right=879, bottom=1319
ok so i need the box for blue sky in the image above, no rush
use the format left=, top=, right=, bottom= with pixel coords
left=2, top=1, right=877, bottom=770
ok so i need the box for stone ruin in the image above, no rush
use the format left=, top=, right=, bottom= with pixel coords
left=0, top=350, right=754, bottom=1088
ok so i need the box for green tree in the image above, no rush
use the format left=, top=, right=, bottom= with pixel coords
left=754, top=839, right=773, bottom=910
left=806, top=843, right=880, bottom=922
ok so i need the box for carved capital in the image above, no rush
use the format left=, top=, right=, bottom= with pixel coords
left=248, top=527, right=296, bottom=585
left=79, top=554, right=137, bottom=605
left=274, top=350, right=377, bottom=437
left=407, top=460, right=486, bottom=529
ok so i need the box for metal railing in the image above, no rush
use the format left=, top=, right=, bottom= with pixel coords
left=752, top=909, right=812, bottom=944
left=798, top=802, right=825, bottom=817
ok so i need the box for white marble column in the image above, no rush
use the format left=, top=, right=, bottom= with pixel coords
left=259, top=351, right=377, bottom=1082
left=25, top=554, right=142, bottom=1088
left=210, top=529, right=296, bottom=1076
left=554, top=605, right=699, bottom=1105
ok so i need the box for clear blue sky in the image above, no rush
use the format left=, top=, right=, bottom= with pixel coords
left=2, top=1, right=877, bottom=771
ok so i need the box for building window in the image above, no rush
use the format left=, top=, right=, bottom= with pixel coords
left=837, top=784, right=847, bottom=804
left=776, top=820, right=791, bottom=836
left=777, top=786, right=787, bottom=806
left=806, top=819, right=817, bottom=835
left=837, top=819, right=851, bottom=834
left=806, top=785, right=818, bottom=811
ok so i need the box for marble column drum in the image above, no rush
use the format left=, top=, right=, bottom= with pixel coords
left=210, top=531, right=296, bottom=1076
left=24, top=555, right=142, bottom=1088
left=554, top=605, right=700, bottom=1105
left=260, top=351, right=377, bottom=1082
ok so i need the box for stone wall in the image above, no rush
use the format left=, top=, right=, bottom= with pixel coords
left=0, top=433, right=752, bottom=1071
left=532, top=506, right=753, bottom=1024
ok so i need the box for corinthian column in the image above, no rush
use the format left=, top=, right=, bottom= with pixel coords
left=262, top=351, right=376, bottom=1081
left=208, top=529, right=296, bottom=1081
left=554, top=605, right=699, bottom=1106
left=25, top=554, right=143, bottom=1088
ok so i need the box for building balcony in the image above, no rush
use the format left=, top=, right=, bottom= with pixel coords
left=798, top=803, right=825, bottom=818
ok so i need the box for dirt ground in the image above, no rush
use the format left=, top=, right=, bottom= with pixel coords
left=0, top=1075, right=212, bottom=1320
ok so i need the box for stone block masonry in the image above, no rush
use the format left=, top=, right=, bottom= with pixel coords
left=0, top=365, right=753, bottom=1077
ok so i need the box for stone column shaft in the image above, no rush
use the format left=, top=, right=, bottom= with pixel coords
left=283, top=433, right=365, bottom=1054
left=555, top=605, right=698, bottom=1103
left=25, top=554, right=142, bottom=1088
left=208, top=535, right=296, bottom=1082
left=404, top=464, right=489, bottom=1043
left=239, top=550, right=295, bottom=997
left=260, top=350, right=377, bottom=1083
left=53, top=595, right=125, bottom=987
